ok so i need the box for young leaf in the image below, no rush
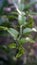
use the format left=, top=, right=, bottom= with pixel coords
left=19, top=38, right=26, bottom=45
left=7, top=28, right=19, bottom=40
left=18, top=14, right=27, bottom=25
left=16, top=47, right=25, bottom=58
left=8, top=43, right=16, bottom=48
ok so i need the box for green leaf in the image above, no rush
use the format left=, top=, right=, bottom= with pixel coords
left=24, top=2, right=37, bottom=10
left=23, top=28, right=32, bottom=34
left=18, top=15, right=27, bottom=25
left=16, top=47, right=25, bottom=58
left=13, top=0, right=25, bottom=11
left=0, top=26, right=8, bottom=30
left=8, top=43, right=16, bottom=48
left=26, top=16, right=34, bottom=28
left=18, top=3, right=24, bottom=11
left=25, top=37, right=35, bottom=43
left=0, top=26, right=19, bottom=40
left=19, top=38, right=26, bottom=45
left=29, top=11, right=37, bottom=15
left=7, top=28, right=19, bottom=40
left=19, top=38, right=35, bottom=45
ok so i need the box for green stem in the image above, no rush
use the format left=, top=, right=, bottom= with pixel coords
left=18, top=25, right=23, bottom=41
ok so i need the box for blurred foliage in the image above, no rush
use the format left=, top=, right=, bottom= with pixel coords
left=0, top=0, right=37, bottom=65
